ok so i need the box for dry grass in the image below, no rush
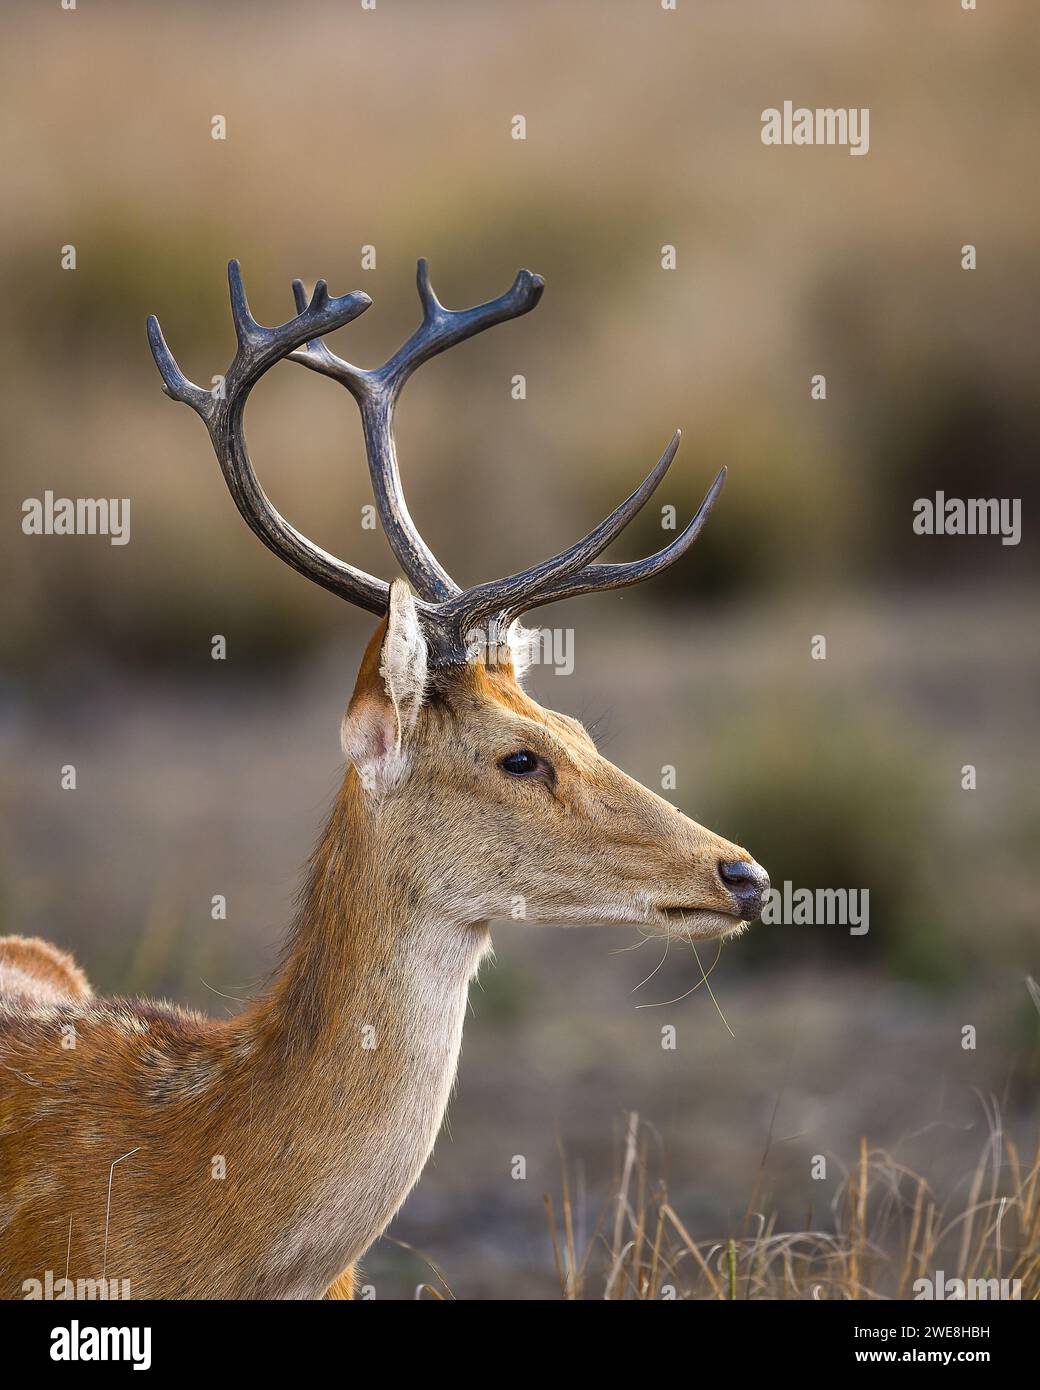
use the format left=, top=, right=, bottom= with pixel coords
left=543, top=1109, right=1040, bottom=1301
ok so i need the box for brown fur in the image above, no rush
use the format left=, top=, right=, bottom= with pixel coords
left=324, top=1267, right=356, bottom=1300
left=0, top=937, right=92, bottom=1006
left=0, top=612, right=756, bottom=1300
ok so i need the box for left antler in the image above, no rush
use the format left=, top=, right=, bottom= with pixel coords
left=148, top=263, right=389, bottom=614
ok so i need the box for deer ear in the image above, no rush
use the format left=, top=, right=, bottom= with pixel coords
left=342, top=580, right=428, bottom=792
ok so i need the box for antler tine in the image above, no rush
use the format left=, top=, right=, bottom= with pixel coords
left=148, top=261, right=389, bottom=614
left=289, top=259, right=545, bottom=399
left=444, top=431, right=683, bottom=632
left=149, top=260, right=372, bottom=423
left=288, top=260, right=545, bottom=604
left=495, top=467, right=728, bottom=626
left=288, top=276, right=350, bottom=383
left=380, top=258, right=545, bottom=398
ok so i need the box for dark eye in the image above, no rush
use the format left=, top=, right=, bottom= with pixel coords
left=499, top=750, right=541, bottom=777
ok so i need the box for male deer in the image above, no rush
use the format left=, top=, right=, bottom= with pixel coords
left=0, top=259, right=768, bottom=1300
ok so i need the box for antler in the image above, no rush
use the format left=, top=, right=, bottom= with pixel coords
left=461, top=456, right=727, bottom=632
left=149, top=258, right=725, bottom=665
left=288, top=258, right=545, bottom=603
left=147, top=262, right=388, bottom=614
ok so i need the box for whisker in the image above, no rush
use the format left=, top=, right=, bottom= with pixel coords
left=635, top=939, right=724, bottom=1010
left=631, top=937, right=670, bottom=993
left=609, top=930, right=654, bottom=956
left=691, top=941, right=735, bottom=1038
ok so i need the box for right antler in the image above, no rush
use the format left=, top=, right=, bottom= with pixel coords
left=149, top=258, right=725, bottom=665
left=288, top=258, right=545, bottom=604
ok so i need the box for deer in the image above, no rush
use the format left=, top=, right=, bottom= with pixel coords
left=0, top=257, right=768, bottom=1301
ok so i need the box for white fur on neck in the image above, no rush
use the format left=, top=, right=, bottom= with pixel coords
left=263, top=917, right=491, bottom=1296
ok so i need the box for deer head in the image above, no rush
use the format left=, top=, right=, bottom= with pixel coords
left=148, top=259, right=768, bottom=941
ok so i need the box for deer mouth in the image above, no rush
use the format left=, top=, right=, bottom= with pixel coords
left=655, top=906, right=747, bottom=938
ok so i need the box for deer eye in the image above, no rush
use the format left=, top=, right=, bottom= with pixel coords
left=499, top=750, right=542, bottom=777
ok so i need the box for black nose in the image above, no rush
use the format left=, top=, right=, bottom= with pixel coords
left=718, top=859, right=770, bottom=917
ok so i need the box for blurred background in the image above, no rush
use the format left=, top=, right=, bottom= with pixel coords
left=1, top=0, right=1037, bottom=1297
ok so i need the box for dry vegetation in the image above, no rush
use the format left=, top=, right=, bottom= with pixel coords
left=533, top=1112, right=1040, bottom=1301
left=394, top=1105, right=1040, bottom=1301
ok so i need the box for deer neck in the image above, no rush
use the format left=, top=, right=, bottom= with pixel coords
left=235, top=770, right=489, bottom=1297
